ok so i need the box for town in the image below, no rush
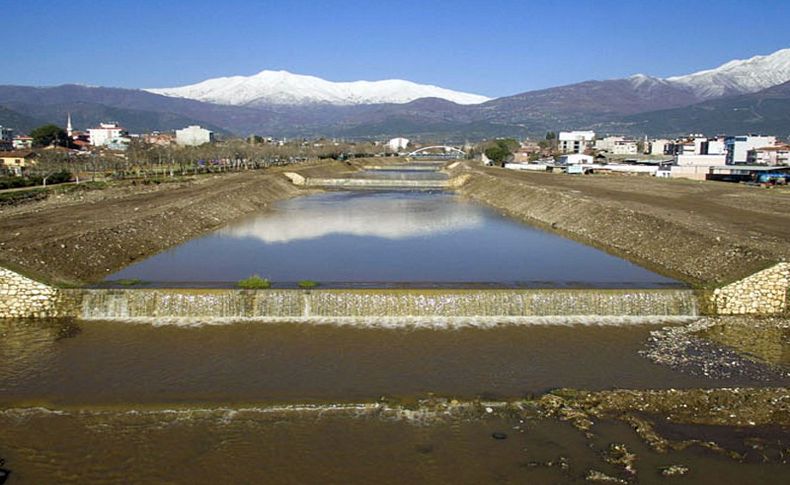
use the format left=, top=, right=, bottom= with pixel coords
left=1, top=118, right=789, bottom=194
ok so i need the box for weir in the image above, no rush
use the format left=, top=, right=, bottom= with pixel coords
left=303, top=177, right=449, bottom=190
left=77, top=288, right=699, bottom=324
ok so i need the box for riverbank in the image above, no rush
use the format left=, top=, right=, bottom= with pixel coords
left=452, top=164, right=790, bottom=286
left=1, top=158, right=788, bottom=290
left=0, top=161, right=360, bottom=285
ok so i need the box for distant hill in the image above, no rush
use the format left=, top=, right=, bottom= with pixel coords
left=0, top=48, right=789, bottom=139
left=0, top=85, right=283, bottom=135
left=612, top=81, right=790, bottom=137
left=0, top=105, right=45, bottom=134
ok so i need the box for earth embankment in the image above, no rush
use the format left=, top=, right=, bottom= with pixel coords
left=0, top=166, right=328, bottom=285
left=454, top=166, right=790, bottom=286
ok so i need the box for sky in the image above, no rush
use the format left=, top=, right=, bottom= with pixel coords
left=3, top=0, right=789, bottom=98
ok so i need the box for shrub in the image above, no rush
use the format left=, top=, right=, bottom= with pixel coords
left=116, top=278, right=145, bottom=286
left=297, top=280, right=319, bottom=289
left=237, top=274, right=272, bottom=289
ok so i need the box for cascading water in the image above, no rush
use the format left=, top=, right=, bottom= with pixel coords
left=79, top=288, right=699, bottom=326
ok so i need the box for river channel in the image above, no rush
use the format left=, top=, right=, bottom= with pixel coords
left=1, top=170, right=788, bottom=483
left=106, top=191, right=680, bottom=288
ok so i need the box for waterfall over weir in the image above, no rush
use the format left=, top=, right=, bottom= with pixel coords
left=78, top=288, right=700, bottom=326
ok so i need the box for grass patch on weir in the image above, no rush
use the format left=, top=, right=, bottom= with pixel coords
left=237, top=275, right=272, bottom=289
left=298, top=280, right=320, bottom=289
left=115, top=278, right=147, bottom=287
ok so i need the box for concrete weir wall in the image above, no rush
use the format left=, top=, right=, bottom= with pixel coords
left=76, top=287, right=699, bottom=323
left=0, top=266, right=786, bottom=321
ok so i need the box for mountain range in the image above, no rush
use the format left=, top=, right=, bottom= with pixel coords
left=1, top=48, right=789, bottom=140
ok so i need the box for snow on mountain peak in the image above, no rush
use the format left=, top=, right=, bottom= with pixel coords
left=146, top=70, right=491, bottom=107
left=665, top=48, right=790, bottom=98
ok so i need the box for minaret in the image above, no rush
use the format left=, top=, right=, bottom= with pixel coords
left=66, top=113, right=73, bottom=138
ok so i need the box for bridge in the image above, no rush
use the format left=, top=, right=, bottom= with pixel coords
left=407, top=146, right=466, bottom=160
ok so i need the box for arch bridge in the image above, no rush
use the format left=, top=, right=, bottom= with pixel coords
left=407, top=146, right=467, bottom=160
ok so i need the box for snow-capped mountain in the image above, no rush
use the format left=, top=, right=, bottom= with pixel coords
left=146, top=70, right=491, bottom=107
left=627, top=48, right=790, bottom=99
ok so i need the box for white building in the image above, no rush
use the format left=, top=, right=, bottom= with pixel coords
left=725, top=135, right=777, bottom=164
left=558, top=131, right=595, bottom=154
left=705, top=137, right=727, bottom=155
left=387, top=137, right=409, bottom=152
left=89, top=122, right=127, bottom=147
left=594, top=136, right=637, bottom=155
left=176, top=125, right=215, bottom=146
left=648, top=139, right=670, bottom=155
left=669, top=154, right=727, bottom=180
left=557, top=153, right=594, bottom=165
left=747, top=145, right=790, bottom=166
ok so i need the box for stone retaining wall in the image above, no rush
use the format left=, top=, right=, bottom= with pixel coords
left=712, top=262, right=789, bottom=315
left=0, top=267, right=63, bottom=318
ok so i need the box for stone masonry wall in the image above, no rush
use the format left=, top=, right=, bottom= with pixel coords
left=0, top=267, right=64, bottom=318
left=713, top=262, right=789, bottom=315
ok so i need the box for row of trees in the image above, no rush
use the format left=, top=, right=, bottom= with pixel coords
left=20, top=138, right=387, bottom=182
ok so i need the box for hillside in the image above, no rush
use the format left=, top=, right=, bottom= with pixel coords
left=614, top=80, right=790, bottom=137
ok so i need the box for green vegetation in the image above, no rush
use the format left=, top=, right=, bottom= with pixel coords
left=0, top=188, right=48, bottom=206
left=237, top=274, right=272, bottom=289
left=483, top=138, right=519, bottom=166
left=115, top=278, right=146, bottom=286
left=297, top=280, right=319, bottom=289
left=30, top=124, right=69, bottom=148
left=0, top=170, right=72, bottom=190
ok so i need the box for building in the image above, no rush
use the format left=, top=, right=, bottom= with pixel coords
left=704, top=136, right=727, bottom=155
left=88, top=122, right=128, bottom=147
left=142, top=132, right=176, bottom=146
left=747, top=145, right=790, bottom=166
left=0, top=126, right=13, bottom=141
left=513, top=141, right=542, bottom=162
left=594, top=136, right=638, bottom=155
left=0, top=126, right=13, bottom=150
left=106, top=137, right=131, bottom=151
left=12, top=136, right=33, bottom=150
left=725, top=135, right=777, bottom=164
left=0, top=151, right=37, bottom=176
left=387, top=137, right=409, bottom=152
left=648, top=139, right=670, bottom=155
left=668, top=153, right=727, bottom=180
left=176, top=125, right=214, bottom=146
left=558, top=131, right=595, bottom=154
left=556, top=153, right=594, bottom=165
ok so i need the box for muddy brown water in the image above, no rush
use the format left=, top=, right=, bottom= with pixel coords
left=1, top=319, right=789, bottom=483
left=3, top=319, right=783, bottom=407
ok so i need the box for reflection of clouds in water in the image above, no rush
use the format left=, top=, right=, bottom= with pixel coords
left=221, top=195, right=485, bottom=243
left=0, top=319, right=80, bottom=382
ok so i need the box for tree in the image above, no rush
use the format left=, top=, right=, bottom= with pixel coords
left=31, top=124, right=68, bottom=148
left=483, top=138, right=519, bottom=166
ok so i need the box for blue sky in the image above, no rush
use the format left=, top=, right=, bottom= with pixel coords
left=3, top=0, right=789, bottom=97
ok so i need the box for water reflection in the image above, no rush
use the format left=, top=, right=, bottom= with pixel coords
left=221, top=191, right=482, bottom=243
left=107, top=191, right=681, bottom=285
